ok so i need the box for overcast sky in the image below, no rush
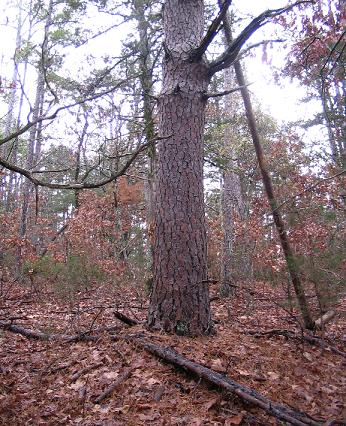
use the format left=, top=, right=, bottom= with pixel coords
left=0, top=0, right=321, bottom=127
left=230, top=0, right=321, bottom=124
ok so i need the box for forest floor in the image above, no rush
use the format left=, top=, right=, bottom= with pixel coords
left=0, top=279, right=345, bottom=425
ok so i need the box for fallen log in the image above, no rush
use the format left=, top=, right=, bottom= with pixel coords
left=130, top=335, right=323, bottom=426
left=0, top=321, right=330, bottom=425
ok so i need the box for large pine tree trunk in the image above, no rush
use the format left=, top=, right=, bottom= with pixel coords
left=148, top=0, right=212, bottom=336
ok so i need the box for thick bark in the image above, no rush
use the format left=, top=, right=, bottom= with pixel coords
left=148, top=0, right=212, bottom=336
left=148, top=0, right=311, bottom=334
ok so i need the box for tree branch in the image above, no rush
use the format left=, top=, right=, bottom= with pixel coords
left=239, top=38, right=285, bottom=58
left=209, top=1, right=314, bottom=76
left=0, top=134, right=170, bottom=190
left=320, top=28, right=346, bottom=76
left=93, top=367, right=133, bottom=404
left=0, top=74, right=136, bottom=147
left=189, top=0, right=232, bottom=61
left=203, top=83, right=252, bottom=99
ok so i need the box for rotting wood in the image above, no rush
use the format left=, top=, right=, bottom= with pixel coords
left=129, top=335, right=324, bottom=426
left=93, top=367, right=132, bottom=404
left=71, top=362, right=104, bottom=383
left=247, top=329, right=346, bottom=359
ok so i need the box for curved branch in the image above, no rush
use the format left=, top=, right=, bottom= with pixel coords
left=320, top=28, right=346, bottom=76
left=0, top=134, right=170, bottom=190
left=209, top=1, right=314, bottom=76
left=189, top=0, right=232, bottom=61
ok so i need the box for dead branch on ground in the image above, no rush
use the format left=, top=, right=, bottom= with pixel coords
left=129, top=334, right=323, bottom=426
left=50, top=360, right=78, bottom=374
left=71, top=362, right=104, bottom=383
left=113, top=311, right=139, bottom=326
left=0, top=321, right=117, bottom=342
left=314, top=310, right=336, bottom=329
left=0, top=321, right=335, bottom=425
left=247, top=329, right=346, bottom=358
left=93, top=367, right=133, bottom=404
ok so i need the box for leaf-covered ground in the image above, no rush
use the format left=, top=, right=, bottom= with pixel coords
left=0, top=280, right=345, bottom=425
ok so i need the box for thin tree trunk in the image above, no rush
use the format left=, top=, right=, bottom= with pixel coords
left=234, top=64, right=314, bottom=329
left=2, top=0, right=24, bottom=211
left=19, top=72, right=45, bottom=238
left=132, top=0, right=156, bottom=262
left=219, top=67, right=249, bottom=297
left=220, top=7, right=314, bottom=330
left=17, top=0, right=53, bottom=271
left=74, top=108, right=89, bottom=208
left=148, top=0, right=212, bottom=335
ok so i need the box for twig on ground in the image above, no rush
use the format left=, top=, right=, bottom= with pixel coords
left=50, top=360, right=78, bottom=374
left=93, top=367, right=132, bottom=404
left=0, top=321, right=116, bottom=342
left=71, top=362, right=104, bottom=383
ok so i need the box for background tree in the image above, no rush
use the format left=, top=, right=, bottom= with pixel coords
left=281, top=0, right=345, bottom=170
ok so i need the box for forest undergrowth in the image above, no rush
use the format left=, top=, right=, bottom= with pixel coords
left=0, top=279, right=345, bottom=425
